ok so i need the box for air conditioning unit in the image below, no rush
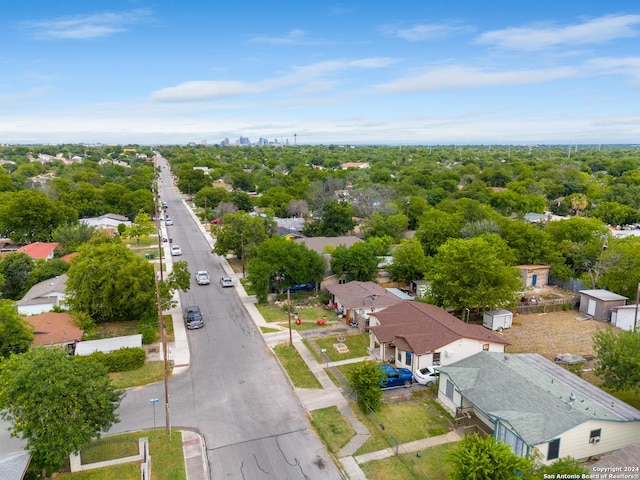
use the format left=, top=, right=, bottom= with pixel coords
left=589, top=436, right=600, bottom=444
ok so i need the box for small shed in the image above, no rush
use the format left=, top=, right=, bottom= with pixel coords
left=483, top=309, right=513, bottom=331
left=579, top=289, right=627, bottom=322
left=517, top=265, right=550, bottom=288
left=611, top=305, right=640, bottom=332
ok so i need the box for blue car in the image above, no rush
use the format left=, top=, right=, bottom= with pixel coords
left=378, top=364, right=413, bottom=389
left=285, top=283, right=315, bottom=293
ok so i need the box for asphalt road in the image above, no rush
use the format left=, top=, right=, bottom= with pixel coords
left=112, top=155, right=343, bottom=479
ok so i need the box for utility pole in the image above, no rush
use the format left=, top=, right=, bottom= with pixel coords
left=241, top=233, right=245, bottom=277
left=287, top=289, right=293, bottom=347
left=634, top=283, right=640, bottom=333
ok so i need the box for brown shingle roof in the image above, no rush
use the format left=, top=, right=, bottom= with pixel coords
left=24, top=312, right=83, bottom=346
left=370, top=302, right=508, bottom=354
left=326, top=281, right=405, bottom=309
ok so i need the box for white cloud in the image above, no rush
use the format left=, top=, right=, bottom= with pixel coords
left=372, top=65, right=578, bottom=93
left=247, top=29, right=326, bottom=46
left=22, top=9, right=153, bottom=40
left=151, top=58, right=396, bottom=102
left=476, top=14, right=640, bottom=51
left=384, top=23, right=469, bottom=41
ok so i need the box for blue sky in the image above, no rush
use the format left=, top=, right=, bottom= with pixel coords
left=1, top=1, right=640, bottom=145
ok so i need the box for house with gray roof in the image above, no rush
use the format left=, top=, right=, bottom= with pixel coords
left=437, top=352, right=640, bottom=465
left=0, top=451, right=30, bottom=480
left=16, top=274, right=67, bottom=316
left=368, top=302, right=508, bottom=369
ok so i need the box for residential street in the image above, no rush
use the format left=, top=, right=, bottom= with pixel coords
left=110, top=155, right=343, bottom=479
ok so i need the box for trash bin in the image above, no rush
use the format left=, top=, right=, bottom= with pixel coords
left=149, top=253, right=155, bottom=259
left=145, top=253, right=151, bottom=259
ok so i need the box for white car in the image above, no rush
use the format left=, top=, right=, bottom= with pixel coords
left=170, top=244, right=182, bottom=256
left=195, top=271, right=210, bottom=285
left=413, top=366, right=439, bottom=386
left=165, top=217, right=174, bottom=226
left=220, top=276, right=233, bottom=288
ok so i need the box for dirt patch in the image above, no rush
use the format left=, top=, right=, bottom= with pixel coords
left=499, top=310, right=609, bottom=361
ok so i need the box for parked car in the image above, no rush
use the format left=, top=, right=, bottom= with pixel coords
left=378, top=364, right=413, bottom=389
left=171, top=244, right=182, bottom=256
left=285, top=283, right=315, bottom=293
left=195, top=271, right=210, bottom=285
left=220, top=276, right=233, bottom=288
left=165, top=217, right=174, bottom=226
left=183, top=305, right=204, bottom=329
left=413, top=366, right=439, bottom=386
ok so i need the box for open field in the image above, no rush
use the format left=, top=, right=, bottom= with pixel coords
left=500, top=310, right=609, bottom=360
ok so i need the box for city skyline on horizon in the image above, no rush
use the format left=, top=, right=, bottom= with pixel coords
left=1, top=1, right=640, bottom=146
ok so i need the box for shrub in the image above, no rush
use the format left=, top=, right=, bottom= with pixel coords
left=81, top=347, right=146, bottom=372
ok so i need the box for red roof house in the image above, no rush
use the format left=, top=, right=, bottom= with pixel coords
left=17, top=242, right=58, bottom=260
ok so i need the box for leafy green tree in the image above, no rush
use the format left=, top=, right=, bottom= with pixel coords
left=591, top=201, right=640, bottom=227
left=230, top=190, right=253, bottom=212
left=66, top=241, right=155, bottom=322
left=302, top=200, right=355, bottom=237
left=51, top=222, right=97, bottom=256
left=28, top=258, right=70, bottom=287
left=387, top=238, right=428, bottom=284
left=194, top=186, right=230, bottom=210
left=425, top=236, right=521, bottom=310
left=246, top=236, right=326, bottom=302
left=415, top=206, right=464, bottom=256
left=330, top=242, right=379, bottom=282
left=158, top=260, right=191, bottom=309
left=123, top=211, right=156, bottom=245
left=598, top=237, right=640, bottom=299
left=533, top=456, right=588, bottom=478
left=593, top=328, right=640, bottom=391
left=0, top=300, right=34, bottom=358
left=447, top=433, right=533, bottom=480
left=175, top=167, right=210, bottom=195
left=363, top=212, right=408, bottom=242
left=0, top=190, right=77, bottom=243
left=0, top=347, right=123, bottom=476
left=0, top=252, right=34, bottom=300
left=346, top=362, right=385, bottom=412
left=214, top=212, right=275, bottom=259
left=497, top=218, right=561, bottom=266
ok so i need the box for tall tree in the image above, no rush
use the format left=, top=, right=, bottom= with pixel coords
left=425, top=236, right=521, bottom=310
left=330, top=242, right=379, bottom=282
left=246, top=236, right=325, bottom=302
left=0, top=347, right=123, bottom=476
left=213, top=212, right=275, bottom=259
left=593, top=328, right=640, bottom=391
left=302, top=200, right=355, bottom=237
left=0, top=300, right=34, bottom=358
left=387, top=238, right=428, bottom=284
left=123, top=211, right=156, bottom=245
left=0, top=252, right=34, bottom=300
left=0, top=190, right=77, bottom=243
left=598, top=236, right=640, bottom=299
left=66, top=241, right=155, bottom=322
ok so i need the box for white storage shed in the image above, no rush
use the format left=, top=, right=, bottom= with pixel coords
left=483, top=309, right=513, bottom=331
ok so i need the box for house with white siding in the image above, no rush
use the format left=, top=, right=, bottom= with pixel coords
left=437, top=352, right=640, bottom=465
left=368, top=301, right=508, bottom=370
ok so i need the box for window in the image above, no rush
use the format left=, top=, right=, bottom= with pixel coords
left=445, top=380, right=454, bottom=400
left=547, top=438, right=560, bottom=461
left=406, top=351, right=412, bottom=367
left=496, top=422, right=525, bottom=457
left=433, top=352, right=441, bottom=365
left=483, top=343, right=490, bottom=351
left=589, top=429, right=601, bottom=443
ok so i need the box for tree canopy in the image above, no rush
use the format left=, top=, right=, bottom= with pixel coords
left=425, top=235, right=521, bottom=310
left=593, top=328, right=640, bottom=391
left=66, top=240, right=156, bottom=322
left=0, top=300, right=34, bottom=358
left=0, top=347, right=123, bottom=476
left=330, top=242, right=379, bottom=282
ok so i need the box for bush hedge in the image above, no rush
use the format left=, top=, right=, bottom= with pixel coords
left=80, top=347, right=146, bottom=372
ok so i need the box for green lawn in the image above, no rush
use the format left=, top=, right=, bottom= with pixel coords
left=309, top=406, right=356, bottom=453
left=354, top=396, right=451, bottom=455
left=360, top=442, right=455, bottom=480
left=109, top=361, right=168, bottom=389
left=273, top=343, right=322, bottom=389
left=55, top=430, right=185, bottom=480
left=309, top=333, right=370, bottom=362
